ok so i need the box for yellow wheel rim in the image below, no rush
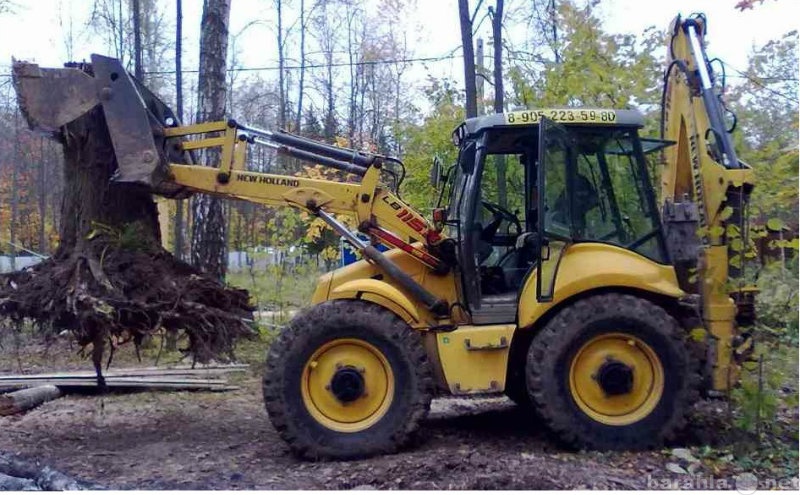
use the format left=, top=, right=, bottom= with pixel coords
left=301, top=338, right=394, bottom=433
left=569, top=332, right=664, bottom=426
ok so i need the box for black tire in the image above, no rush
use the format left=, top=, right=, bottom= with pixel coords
left=526, top=293, right=699, bottom=450
left=263, top=300, right=433, bottom=460
left=505, top=373, right=533, bottom=408
left=504, top=335, right=535, bottom=409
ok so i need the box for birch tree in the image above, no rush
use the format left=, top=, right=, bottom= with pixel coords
left=190, top=0, right=231, bottom=280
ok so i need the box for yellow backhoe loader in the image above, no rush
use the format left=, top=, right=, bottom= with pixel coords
left=13, top=13, right=754, bottom=459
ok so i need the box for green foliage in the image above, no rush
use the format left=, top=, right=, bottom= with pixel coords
left=734, top=440, right=799, bottom=480
left=730, top=261, right=798, bottom=441
left=732, top=30, right=798, bottom=150
left=731, top=30, right=799, bottom=227
left=749, top=143, right=799, bottom=227
left=753, top=259, right=799, bottom=346
left=509, top=0, right=661, bottom=115
left=398, top=82, right=464, bottom=212
left=86, top=220, right=155, bottom=252
left=692, top=441, right=799, bottom=480
left=731, top=353, right=780, bottom=435
left=226, top=262, right=320, bottom=312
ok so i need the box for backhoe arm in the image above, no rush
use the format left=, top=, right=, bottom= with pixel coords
left=661, top=14, right=755, bottom=392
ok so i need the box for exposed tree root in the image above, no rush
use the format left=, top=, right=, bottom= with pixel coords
left=0, top=238, right=256, bottom=374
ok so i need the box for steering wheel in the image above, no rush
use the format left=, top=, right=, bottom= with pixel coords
left=481, top=200, right=522, bottom=237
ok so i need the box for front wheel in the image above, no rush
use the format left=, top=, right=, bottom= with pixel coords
left=263, top=300, right=433, bottom=460
left=526, top=293, right=699, bottom=450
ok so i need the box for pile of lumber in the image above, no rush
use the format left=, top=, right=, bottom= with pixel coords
left=0, top=364, right=248, bottom=416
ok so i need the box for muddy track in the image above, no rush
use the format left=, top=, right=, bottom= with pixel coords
left=0, top=373, right=754, bottom=490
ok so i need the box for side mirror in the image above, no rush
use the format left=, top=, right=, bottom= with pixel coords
left=430, top=156, right=443, bottom=188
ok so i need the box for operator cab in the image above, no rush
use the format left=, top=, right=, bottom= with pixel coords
left=443, top=109, right=672, bottom=324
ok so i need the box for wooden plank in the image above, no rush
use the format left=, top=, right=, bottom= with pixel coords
left=0, top=364, right=248, bottom=382
left=0, top=369, right=239, bottom=380
left=0, top=381, right=238, bottom=392
left=0, top=377, right=227, bottom=386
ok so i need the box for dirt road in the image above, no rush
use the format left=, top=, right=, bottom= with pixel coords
left=0, top=371, right=769, bottom=490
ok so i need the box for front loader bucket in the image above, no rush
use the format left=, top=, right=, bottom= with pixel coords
left=11, top=60, right=99, bottom=133
left=12, top=54, right=186, bottom=195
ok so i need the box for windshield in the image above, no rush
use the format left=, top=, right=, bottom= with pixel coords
left=543, top=127, right=666, bottom=262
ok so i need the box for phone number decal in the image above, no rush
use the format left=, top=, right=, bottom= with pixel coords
left=504, top=109, right=617, bottom=125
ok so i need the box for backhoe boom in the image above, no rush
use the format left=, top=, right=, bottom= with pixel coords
left=661, top=14, right=755, bottom=391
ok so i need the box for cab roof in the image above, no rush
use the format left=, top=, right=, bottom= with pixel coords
left=461, top=108, right=645, bottom=137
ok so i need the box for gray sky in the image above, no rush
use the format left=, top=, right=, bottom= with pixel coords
left=1, top=0, right=797, bottom=103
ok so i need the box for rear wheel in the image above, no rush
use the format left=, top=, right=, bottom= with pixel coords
left=526, top=293, right=698, bottom=450
left=263, top=300, right=433, bottom=460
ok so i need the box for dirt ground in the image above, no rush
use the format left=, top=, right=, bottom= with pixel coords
left=0, top=337, right=796, bottom=490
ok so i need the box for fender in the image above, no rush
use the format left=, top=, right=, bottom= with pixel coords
left=518, top=243, right=684, bottom=329
left=329, top=278, right=421, bottom=326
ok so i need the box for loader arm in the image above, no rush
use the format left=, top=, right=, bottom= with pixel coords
left=164, top=122, right=446, bottom=272
left=660, top=14, right=756, bottom=391
left=12, top=54, right=450, bottom=317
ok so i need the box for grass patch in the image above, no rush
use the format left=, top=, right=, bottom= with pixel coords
left=226, top=263, right=322, bottom=312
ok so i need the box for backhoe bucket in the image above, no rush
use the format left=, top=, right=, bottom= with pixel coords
left=12, top=54, right=185, bottom=194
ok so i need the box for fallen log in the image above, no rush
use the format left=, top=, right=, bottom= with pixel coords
left=0, top=452, right=90, bottom=490
left=0, top=385, right=62, bottom=416
left=0, top=472, right=39, bottom=491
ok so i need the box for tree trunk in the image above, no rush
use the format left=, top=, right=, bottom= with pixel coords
left=295, top=0, right=306, bottom=133
left=191, top=0, right=230, bottom=281
left=458, top=0, right=478, bottom=119
left=276, top=0, right=286, bottom=130
left=550, top=0, right=560, bottom=63
left=492, top=0, right=507, bottom=208
left=132, top=0, right=143, bottom=81
left=173, top=0, right=185, bottom=262
left=492, top=0, right=504, bottom=115
left=59, top=107, right=162, bottom=254
left=37, top=137, right=46, bottom=253
left=10, top=109, right=19, bottom=271
left=168, top=0, right=185, bottom=352
left=476, top=37, right=485, bottom=114
left=346, top=6, right=358, bottom=146
left=318, top=2, right=337, bottom=142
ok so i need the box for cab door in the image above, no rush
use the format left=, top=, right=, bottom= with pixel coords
left=536, top=118, right=574, bottom=302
